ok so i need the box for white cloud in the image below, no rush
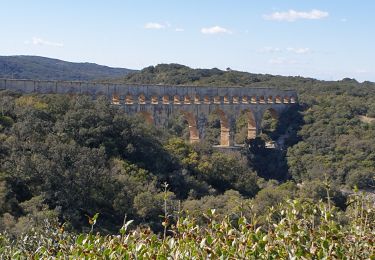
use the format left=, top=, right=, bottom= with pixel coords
left=263, top=9, right=329, bottom=22
left=201, top=26, right=232, bottom=34
left=340, top=18, right=348, bottom=22
left=259, top=47, right=282, bottom=53
left=25, top=37, right=63, bottom=47
left=287, top=47, right=311, bottom=54
left=175, top=28, right=184, bottom=32
left=269, top=57, right=286, bottom=64
left=259, top=47, right=311, bottom=54
left=144, top=22, right=165, bottom=29
left=269, top=57, right=298, bottom=65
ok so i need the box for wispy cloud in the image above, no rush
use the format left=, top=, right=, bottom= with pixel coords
left=263, top=9, right=329, bottom=22
left=259, top=47, right=282, bottom=53
left=25, top=37, right=63, bottom=47
left=355, top=69, right=368, bottom=74
left=175, top=28, right=184, bottom=32
left=269, top=57, right=298, bottom=65
left=144, top=22, right=165, bottom=29
left=260, top=47, right=311, bottom=54
left=269, top=57, right=286, bottom=65
left=340, top=18, right=348, bottom=22
left=287, top=47, right=311, bottom=54
left=201, top=26, right=231, bottom=34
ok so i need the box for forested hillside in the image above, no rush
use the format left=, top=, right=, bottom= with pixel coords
left=0, top=64, right=374, bottom=258
left=0, top=56, right=133, bottom=81
left=111, top=64, right=375, bottom=188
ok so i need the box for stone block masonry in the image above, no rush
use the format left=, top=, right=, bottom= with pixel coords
left=0, top=79, right=298, bottom=146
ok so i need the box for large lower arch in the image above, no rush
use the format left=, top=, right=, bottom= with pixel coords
left=180, top=111, right=199, bottom=143
left=139, top=111, right=154, bottom=125
left=267, top=108, right=278, bottom=120
left=213, top=109, right=232, bottom=146
left=234, top=109, right=257, bottom=144
left=260, top=108, right=279, bottom=136
left=235, top=109, right=257, bottom=143
left=246, top=110, right=257, bottom=140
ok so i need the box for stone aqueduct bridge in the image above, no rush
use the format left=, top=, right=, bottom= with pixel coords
left=0, top=79, right=298, bottom=147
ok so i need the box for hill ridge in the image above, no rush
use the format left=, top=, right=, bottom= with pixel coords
left=0, top=55, right=134, bottom=81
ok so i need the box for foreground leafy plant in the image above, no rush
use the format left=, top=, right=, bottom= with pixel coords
left=0, top=192, right=373, bottom=259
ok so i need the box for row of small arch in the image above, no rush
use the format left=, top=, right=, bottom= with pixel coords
left=112, top=94, right=297, bottom=105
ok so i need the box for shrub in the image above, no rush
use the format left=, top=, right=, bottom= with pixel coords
left=0, top=194, right=373, bottom=259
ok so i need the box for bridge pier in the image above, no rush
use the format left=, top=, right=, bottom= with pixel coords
left=190, top=133, right=200, bottom=144
left=247, top=126, right=257, bottom=139
left=220, top=128, right=233, bottom=147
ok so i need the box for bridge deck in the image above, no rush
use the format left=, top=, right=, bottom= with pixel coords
left=0, top=78, right=298, bottom=105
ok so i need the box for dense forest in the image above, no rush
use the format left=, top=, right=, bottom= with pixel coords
left=0, top=64, right=374, bottom=257
left=0, top=56, right=133, bottom=81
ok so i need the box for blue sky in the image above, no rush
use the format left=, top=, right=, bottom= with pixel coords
left=1, top=0, right=374, bottom=81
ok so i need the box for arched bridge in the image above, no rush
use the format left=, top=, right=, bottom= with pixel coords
left=0, top=79, right=298, bottom=147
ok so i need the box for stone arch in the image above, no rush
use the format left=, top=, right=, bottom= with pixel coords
left=233, top=96, right=239, bottom=104
left=194, top=95, right=201, bottom=104
left=180, top=111, right=199, bottom=143
left=162, top=95, right=170, bottom=104
left=112, top=93, right=120, bottom=105
left=214, top=96, right=221, bottom=104
left=138, top=94, right=146, bottom=104
left=260, top=108, right=279, bottom=140
left=242, top=96, right=248, bottom=104
left=174, top=95, right=181, bottom=104
left=213, top=109, right=231, bottom=146
left=283, top=96, right=290, bottom=104
left=275, top=95, right=282, bottom=104
left=246, top=110, right=257, bottom=139
left=259, top=96, right=266, bottom=104
left=204, top=95, right=211, bottom=104
left=290, top=96, right=296, bottom=103
left=267, top=108, right=278, bottom=119
left=235, top=109, right=257, bottom=143
left=184, top=95, right=191, bottom=104
left=251, top=96, right=257, bottom=104
left=125, top=94, right=134, bottom=104
left=223, top=96, right=230, bottom=104
left=139, top=111, right=154, bottom=124
left=151, top=95, right=158, bottom=104
left=268, top=96, right=273, bottom=103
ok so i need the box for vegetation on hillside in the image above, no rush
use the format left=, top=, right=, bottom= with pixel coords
left=0, top=92, right=263, bottom=234
left=0, top=55, right=133, bottom=81
left=0, top=192, right=373, bottom=259
left=114, top=64, right=375, bottom=192
left=0, top=63, right=374, bottom=257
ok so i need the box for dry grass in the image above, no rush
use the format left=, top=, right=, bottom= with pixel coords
left=358, top=115, right=375, bottom=123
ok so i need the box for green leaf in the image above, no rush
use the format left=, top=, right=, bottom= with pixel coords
left=76, top=234, right=85, bottom=245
